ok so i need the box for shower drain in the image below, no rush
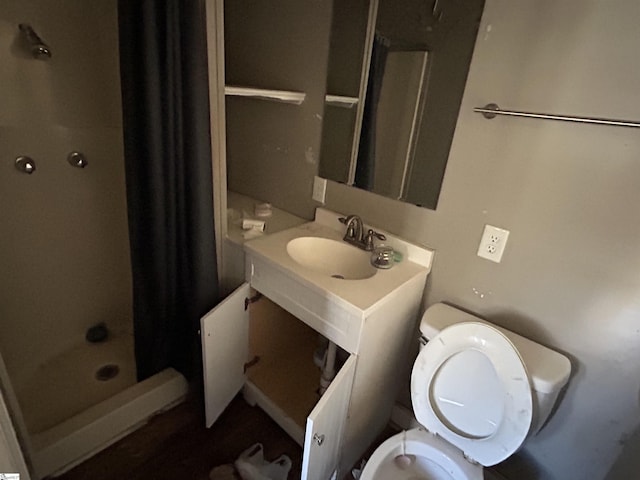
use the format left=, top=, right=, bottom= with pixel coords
left=96, top=364, right=119, bottom=381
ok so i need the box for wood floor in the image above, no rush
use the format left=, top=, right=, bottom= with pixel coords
left=56, top=392, right=303, bottom=480
left=54, top=388, right=519, bottom=480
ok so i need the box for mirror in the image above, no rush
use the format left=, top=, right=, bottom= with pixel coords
left=318, top=0, right=485, bottom=209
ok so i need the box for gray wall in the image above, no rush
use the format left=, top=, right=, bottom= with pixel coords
left=225, top=0, right=333, bottom=219
left=0, top=1, right=131, bottom=386
left=324, top=1, right=640, bottom=478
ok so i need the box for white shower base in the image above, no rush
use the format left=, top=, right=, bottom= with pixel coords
left=17, top=332, right=138, bottom=434
left=13, top=333, right=188, bottom=478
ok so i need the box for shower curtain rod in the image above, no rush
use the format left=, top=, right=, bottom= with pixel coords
left=474, top=103, right=640, bottom=128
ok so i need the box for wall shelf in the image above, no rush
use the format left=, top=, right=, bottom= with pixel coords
left=325, top=94, right=359, bottom=108
left=224, top=85, right=306, bottom=105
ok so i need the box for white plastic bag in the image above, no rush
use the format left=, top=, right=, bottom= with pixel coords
left=234, top=443, right=292, bottom=480
left=259, top=454, right=292, bottom=480
left=351, top=459, right=367, bottom=479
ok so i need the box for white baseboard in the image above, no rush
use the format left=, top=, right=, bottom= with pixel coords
left=31, top=368, right=188, bottom=478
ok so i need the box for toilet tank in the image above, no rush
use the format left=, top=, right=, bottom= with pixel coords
left=419, top=303, right=571, bottom=434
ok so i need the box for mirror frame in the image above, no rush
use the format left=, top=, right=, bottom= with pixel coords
left=319, top=0, right=485, bottom=210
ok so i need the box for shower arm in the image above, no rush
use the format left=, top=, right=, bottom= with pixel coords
left=18, top=23, right=52, bottom=60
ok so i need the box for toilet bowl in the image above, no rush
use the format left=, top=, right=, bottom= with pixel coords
left=363, top=428, right=482, bottom=480
left=360, top=303, right=571, bottom=480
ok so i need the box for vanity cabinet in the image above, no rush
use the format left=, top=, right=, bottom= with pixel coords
left=201, top=218, right=431, bottom=479
left=201, top=282, right=356, bottom=480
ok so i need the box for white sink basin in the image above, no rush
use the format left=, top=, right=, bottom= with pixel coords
left=244, top=208, right=434, bottom=311
left=286, top=237, right=377, bottom=280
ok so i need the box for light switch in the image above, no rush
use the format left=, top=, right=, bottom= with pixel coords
left=312, top=176, right=327, bottom=204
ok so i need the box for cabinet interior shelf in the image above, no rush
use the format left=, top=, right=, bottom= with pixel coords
left=325, top=94, right=359, bottom=108
left=225, top=85, right=306, bottom=105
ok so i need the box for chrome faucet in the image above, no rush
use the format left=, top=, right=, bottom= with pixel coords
left=339, top=215, right=386, bottom=251
left=341, top=215, right=363, bottom=245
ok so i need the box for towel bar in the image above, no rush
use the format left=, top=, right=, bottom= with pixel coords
left=474, top=103, right=640, bottom=128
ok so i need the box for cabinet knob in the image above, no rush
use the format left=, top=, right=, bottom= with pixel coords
left=313, top=433, right=325, bottom=446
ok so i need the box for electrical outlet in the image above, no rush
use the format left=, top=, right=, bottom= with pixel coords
left=312, top=176, right=327, bottom=204
left=477, top=224, right=510, bottom=263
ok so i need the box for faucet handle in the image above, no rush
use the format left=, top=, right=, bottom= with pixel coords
left=364, top=229, right=386, bottom=251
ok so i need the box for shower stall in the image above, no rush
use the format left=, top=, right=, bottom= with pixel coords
left=0, top=1, right=189, bottom=477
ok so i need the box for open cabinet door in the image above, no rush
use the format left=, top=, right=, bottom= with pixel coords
left=201, top=282, right=250, bottom=427
left=302, top=355, right=357, bottom=480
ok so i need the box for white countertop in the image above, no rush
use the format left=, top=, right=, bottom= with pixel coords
left=244, top=208, right=434, bottom=313
left=226, top=191, right=307, bottom=245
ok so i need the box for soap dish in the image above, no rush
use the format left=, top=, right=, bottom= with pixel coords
left=371, top=246, right=394, bottom=269
left=254, top=202, right=273, bottom=217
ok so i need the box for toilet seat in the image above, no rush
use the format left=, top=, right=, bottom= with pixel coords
left=411, top=322, right=533, bottom=466
left=360, top=428, right=482, bottom=480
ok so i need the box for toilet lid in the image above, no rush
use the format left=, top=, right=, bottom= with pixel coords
left=411, top=322, right=533, bottom=466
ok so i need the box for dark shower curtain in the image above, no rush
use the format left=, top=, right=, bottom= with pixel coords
left=355, top=34, right=390, bottom=190
left=118, top=0, right=218, bottom=381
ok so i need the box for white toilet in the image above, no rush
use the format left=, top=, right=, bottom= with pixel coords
left=360, top=303, right=571, bottom=480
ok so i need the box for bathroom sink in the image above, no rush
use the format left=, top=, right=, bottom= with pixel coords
left=244, top=208, right=434, bottom=311
left=286, top=237, right=376, bottom=280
